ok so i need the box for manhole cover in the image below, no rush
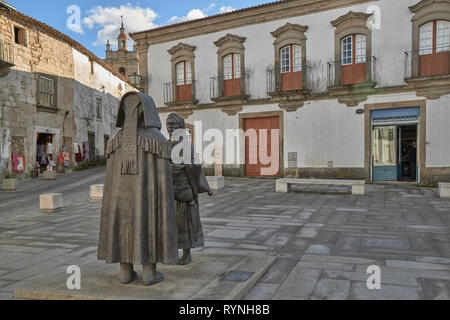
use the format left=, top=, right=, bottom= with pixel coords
left=222, top=271, right=255, bottom=282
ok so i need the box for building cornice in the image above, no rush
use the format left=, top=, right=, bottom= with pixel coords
left=214, top=34, right=246, bottom=48
left=271, top=23, right=308, bottom=38
left=330, top=11, right=372, bottom=27
left=167, top=43, right=196, bottom=56
left=409, top=0, right=450, bottom=13
left=130, top=0, right=378, bottom=46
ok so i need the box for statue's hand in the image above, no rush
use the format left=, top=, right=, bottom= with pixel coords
left=208, top=191, right=214, bottom=197
left=188, top=201, right=196, bottom=207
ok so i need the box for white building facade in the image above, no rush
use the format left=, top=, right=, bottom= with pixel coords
left=131, top=0, right=450, bottom=184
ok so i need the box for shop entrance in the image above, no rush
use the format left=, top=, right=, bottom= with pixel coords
left=371, top=107, right=420, bottom=182
left=36, top=132, right=54, bottom=172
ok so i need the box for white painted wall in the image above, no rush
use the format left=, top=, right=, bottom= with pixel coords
left=148, top=0, right=450, bottom=172
left=72, top=49, right=130, bottom=157
left=147, top=0, right=419, bottom=107
left=426, top=96, right=450, bottom=167
left=285, top=101, right=365, bottom=168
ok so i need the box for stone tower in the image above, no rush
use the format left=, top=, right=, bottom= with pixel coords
left=104, top=17, right=139, bottom=81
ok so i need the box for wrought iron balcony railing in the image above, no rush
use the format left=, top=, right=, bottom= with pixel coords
left=266, top=64, right=314, bottom=95
left=327, top=56, right=377, bottom=87
left=405, top=47, right=450, bottom=79
left=163, top=80, right=198, bottom=105
left=210, top=73, right=249, bottom=100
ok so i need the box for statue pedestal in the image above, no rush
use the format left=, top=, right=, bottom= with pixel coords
left=14, top=254, right=276, bottom=300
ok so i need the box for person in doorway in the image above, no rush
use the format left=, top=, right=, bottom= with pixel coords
left=408, top=141, right=417, bottom=181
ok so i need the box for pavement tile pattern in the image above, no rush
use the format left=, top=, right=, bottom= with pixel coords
left=0, top=168, right=450, bottom=300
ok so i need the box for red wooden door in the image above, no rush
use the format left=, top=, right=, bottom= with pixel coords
left=341, top=34, right=367, bottom=85
left=224, top=78, right=241, bottom=97
left=244, top=116, right=280, bottom=177
left=418, top=21, right=450, bottom=77
left=177, top=83, right=192, bottom=101
left=419, top=51, right=449, bottom=76
left=281, top=71, right=302, bottom=91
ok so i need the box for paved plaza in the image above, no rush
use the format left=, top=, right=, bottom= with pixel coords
left=0, top=167, right=450, bottom=300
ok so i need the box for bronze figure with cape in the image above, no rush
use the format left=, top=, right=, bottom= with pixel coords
left=167, top=113, right=213, bottom=265
left=98, top=92, right=178, bottom=286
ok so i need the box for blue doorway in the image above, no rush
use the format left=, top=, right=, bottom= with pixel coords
left=371, top=107, right=419, bottom=182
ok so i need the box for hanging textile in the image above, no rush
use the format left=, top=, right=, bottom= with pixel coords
left=84, top=141, right=89, bottom=160
left=58, top=152, right=64, bottom=165
left=17, top=156, right=24, bottom=173
left=76, top=145, right=83, bottom=162
left=12, top=152, right=18, bottom=172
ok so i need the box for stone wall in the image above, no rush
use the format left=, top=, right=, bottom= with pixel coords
left=0, top=11, right=75, bottom=178
left=0, top=9, right=134, bottom=178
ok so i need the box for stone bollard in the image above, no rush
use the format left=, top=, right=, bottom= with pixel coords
left=206, top=176, right=225, bottom=191
left=40, top=193, right=63, bottom=213
left=2, top=179, right=18, bottom=191
left=43, top=171, right=57, bottom=180
left=438, top=183, right=450, bottom=199
left=90, top=184, right=104, bottom=200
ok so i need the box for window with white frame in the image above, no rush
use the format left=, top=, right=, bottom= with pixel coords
left=355, top=35, right=367, bottom=63
left=437, top=20, right=450, bottom=52
left=341, top=35, right=353, bottom=65
left=280, top=45, right=302, bottom=73
left=223, top=53, right=241, bottom=80
left=341, top=35, right=366, bottom=64
left=176, top=61, right=192, bottom=86
left=39, top=76, right=55, bottom=108
left=419, top=22, right=433, bottom=55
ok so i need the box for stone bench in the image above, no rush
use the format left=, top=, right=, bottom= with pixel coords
left=206, top=176, right=225, bottom=191
left=90, top=184, right=104, bottom=200
left=438, top=182, right=450, bottom=199
left=276, top=178, right=366, bottom=196
left=40, top=193, right=63, bottom=213
left=2, top=179, right=17, bottom=191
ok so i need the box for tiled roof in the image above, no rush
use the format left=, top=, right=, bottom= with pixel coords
left=130, top=0, right=283, bottom=36
left=6, top=9, right=132, bottom=85
left=0, top=0, right=16, bottom=11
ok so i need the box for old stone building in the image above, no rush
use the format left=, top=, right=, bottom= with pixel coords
left=0, top=1, right=134, bottom=179
left=131, top=0, right=450, bottom=185
left=104, top=20, right=139, bottom=82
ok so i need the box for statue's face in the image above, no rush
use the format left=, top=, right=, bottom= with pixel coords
left=166, top=118, right=181, bottom=136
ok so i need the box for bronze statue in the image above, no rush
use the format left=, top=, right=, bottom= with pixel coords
left=98, top=92, right=179, bottom=286
left=166, top=113, right=213, bottom=265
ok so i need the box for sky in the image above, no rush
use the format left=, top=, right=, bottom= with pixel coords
left=9, top=0, right=276, bottom=59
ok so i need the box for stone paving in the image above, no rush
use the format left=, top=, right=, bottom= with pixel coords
left=0, top=169, right=450, bottom=300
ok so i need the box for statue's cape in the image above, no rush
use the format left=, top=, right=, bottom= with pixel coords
left=98, top=125, right=178, bottom=266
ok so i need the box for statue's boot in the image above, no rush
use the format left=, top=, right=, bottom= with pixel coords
left=143, top=264, right=164, bottom=286
left=178, top=250, right=192, bottom=265
left=120, top=263, right=137, bottom=285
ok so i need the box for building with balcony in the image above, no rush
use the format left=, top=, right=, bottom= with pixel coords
left=0, top=1, right=135, bottom=179
left=130, top=0, right=450, bottom=184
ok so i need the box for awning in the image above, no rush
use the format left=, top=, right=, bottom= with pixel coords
left=371, top=107, right=420, bottom=124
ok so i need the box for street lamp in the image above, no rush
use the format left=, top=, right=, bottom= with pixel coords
left=128, top=72, right=142, bottom=90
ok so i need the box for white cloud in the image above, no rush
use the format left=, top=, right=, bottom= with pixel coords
left=220, top=6, right=235, bottom=14
left=167, top=8, right=207, bottom=25
left=83, top=4, right=159, bottom=48
left=68, top=23, right=84, bottom=35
